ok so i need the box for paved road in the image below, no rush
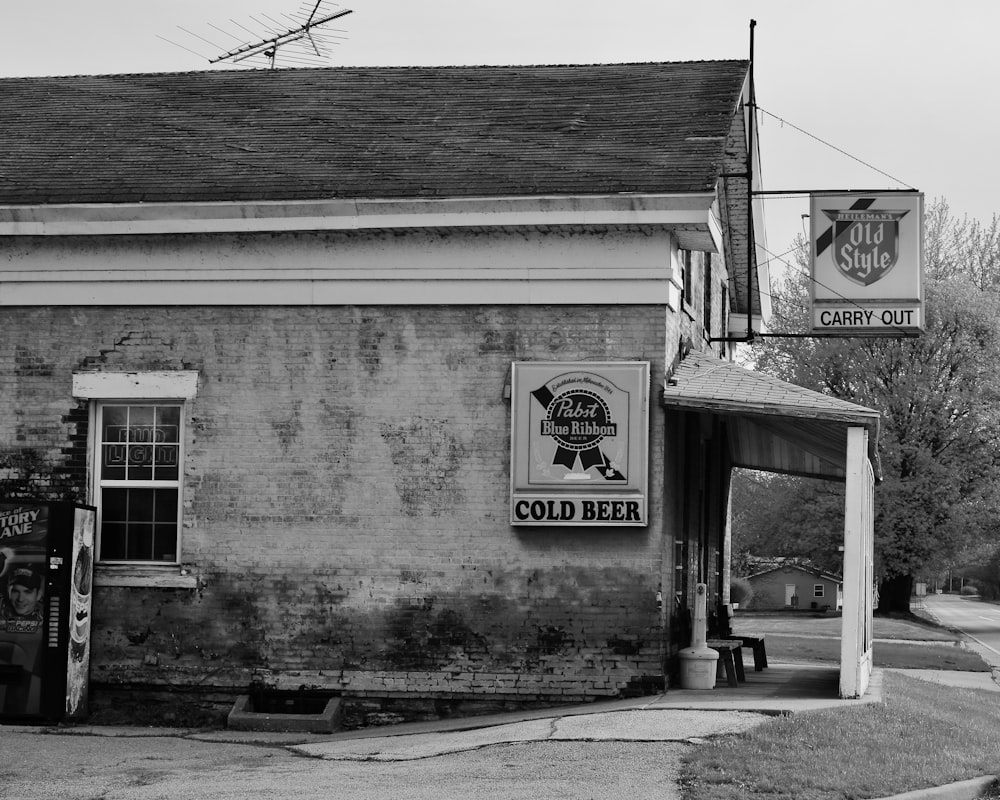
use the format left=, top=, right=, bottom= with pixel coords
left=0, top=708, right=768, bottom=800
left=922, top=593, right=1000, bottom=667
left=0, top=730, right=691, bottom=800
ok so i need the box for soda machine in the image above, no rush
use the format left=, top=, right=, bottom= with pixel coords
left=0, top=501, right=96, bottom=722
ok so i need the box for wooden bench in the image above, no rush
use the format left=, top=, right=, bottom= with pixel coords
left=727, top=633, right=767, bottom=671
left=715, top=603, right=768, bottom=671
left=707, top=640, right=745, bottom=687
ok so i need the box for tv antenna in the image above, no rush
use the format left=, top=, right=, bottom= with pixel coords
left=160, top=1, right=353, bottom=70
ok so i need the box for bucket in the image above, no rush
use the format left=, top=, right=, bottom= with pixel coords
left=678, top=646, right=719, bottom=689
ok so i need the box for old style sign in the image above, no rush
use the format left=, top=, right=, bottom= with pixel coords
left=510, top=361, right=648, bottom=526
left=810, top=192, right=924, bottom=335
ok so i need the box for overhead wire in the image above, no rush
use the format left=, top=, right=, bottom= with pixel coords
left=756, top=105, right=915, bottom=190
left=746, top=96, right=919, bottom=340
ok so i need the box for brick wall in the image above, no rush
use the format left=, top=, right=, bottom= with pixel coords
left=0, top=304, right=669, bottom=704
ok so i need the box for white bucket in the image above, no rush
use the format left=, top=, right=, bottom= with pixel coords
left=678, top=646, right=719, bottom=689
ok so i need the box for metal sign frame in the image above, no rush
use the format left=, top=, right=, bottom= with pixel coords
left=810, top=192, right=924, bottom=336
left=509, top=361, right=649, bottom=526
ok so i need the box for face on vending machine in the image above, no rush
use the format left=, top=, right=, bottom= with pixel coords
left=0, top=504, right=49, bottom=716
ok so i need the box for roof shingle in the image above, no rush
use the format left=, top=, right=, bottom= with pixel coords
left=0, top=61, right=748, bottom=205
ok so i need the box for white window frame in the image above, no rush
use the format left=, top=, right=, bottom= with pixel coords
left=814, top=583, right=825, bottom=598
left=94, top=401, right=184, bottom=565
left=73, top=371, right=199, bottom=588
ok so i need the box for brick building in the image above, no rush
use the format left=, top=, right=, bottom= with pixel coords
left=0, top=61, right=879, bottom=722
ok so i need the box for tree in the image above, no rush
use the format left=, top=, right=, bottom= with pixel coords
left=750, top=202, right=1000, bottom=613
left=731, top=470, right=843, bottom=575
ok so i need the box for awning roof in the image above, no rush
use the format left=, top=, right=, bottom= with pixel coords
left=661, top=350, right=881, bottom=480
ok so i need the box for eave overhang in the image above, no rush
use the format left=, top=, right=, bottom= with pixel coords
left=0, top=192, right=721, bottom=248
left=661, top=351, right=881, bottom=481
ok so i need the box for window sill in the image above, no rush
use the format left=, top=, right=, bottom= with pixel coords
left=94, top=564, right=199, bottom=589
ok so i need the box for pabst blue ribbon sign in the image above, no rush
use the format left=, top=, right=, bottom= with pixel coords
left=510, top=362, right=648, bottom=526
left=810, top=192, right=924, bottom=335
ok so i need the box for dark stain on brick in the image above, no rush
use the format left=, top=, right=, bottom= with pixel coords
left=535, top=625, right=573, bottom=655
left=384, top=599, right=489, bottom=670
left=314, top=582, right=349, bottom=607
left=126, top=627, right=154, bottom=646
left=444, top=350, right=466, bottom=370
left=268, top=400, right=302, bottom=449
left=479, top=329, right=519, bottom=355
left=607, top=635, right=644, bottom=655
left=14, top=346, right=55, bottom=377
left=95, top=579, right=269, bottom=668
left=0, top=445, right=80, bottom=502
left=317, top=401, right=356, bottom=467
left=358, top=317, right=386, bottom=376
left=379, top=418, right=465, bottom=516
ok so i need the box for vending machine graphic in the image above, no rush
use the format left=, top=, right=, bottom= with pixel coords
left=0, top=501, right=96, bottom=722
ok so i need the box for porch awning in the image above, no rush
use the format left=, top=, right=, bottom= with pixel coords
left=661, top=350, right=881, bottom=480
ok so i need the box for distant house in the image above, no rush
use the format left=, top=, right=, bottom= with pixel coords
left=746, top=564, right=843, bottom=611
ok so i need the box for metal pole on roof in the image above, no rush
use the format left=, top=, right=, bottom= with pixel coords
left=747, top=19, right=757, bottom=344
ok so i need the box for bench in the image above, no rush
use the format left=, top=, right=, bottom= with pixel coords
left=707, top=639, right=745, bottom=687
left=727, top=633, right=767, bottom=671
left=715, top=603, right=768, bottom=672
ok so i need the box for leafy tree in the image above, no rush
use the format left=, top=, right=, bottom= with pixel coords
left=731, top=470, right=843, bottom=575
left=748, top=201, right=1000, bottom=612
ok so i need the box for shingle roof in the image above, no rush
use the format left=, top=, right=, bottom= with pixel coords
left=662, top=350, right=881, bottom=480
left=662, top=350, right=880, bottom=424
left=0, top=61, right=748, bottom=205
left=746, top=564, right=843, bottom=583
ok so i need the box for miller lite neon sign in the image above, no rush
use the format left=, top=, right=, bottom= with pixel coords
left=510, top=362, right=648, bottom=526
left=810, top=192, right=924, bottom=335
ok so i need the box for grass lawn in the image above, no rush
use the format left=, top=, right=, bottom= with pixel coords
left=680, top=671, right=1000, bottom=800
left=734, top=613, right=955, bottom=641
left=681, top=612, right=1000, bottom=798
left=733, top=612, right=991, bottom=671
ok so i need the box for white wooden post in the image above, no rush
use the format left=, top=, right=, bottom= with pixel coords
left=840, top=426, right=874, bottom=698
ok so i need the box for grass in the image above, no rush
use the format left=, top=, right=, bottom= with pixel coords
left=734, top=613, right=991, bottom=671
left=681, top=672, right=1000, bottom=800
left=756, top=632, right=990, bottom=671
left=680, top=612, right=1000, bottom=798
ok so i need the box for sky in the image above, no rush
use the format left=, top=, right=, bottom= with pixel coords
left=2, top=0, right=997, bottom=271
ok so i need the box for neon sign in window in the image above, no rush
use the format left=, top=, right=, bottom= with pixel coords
left=97, top=404, right=182, bottom=563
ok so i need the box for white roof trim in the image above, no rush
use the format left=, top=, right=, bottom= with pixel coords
left=0, top=193, right=718, bottom=236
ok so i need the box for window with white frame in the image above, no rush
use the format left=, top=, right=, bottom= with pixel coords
left=814, top=584, right=825, bottom=598
left=96, top=402, right=183, bottom=563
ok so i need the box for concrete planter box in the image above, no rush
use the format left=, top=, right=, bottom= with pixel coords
left=227, top=692, right=342, bottom=734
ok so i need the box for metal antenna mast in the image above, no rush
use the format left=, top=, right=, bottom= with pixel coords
left=210, top=3, right=353, bottom=68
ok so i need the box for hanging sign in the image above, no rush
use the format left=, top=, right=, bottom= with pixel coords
left=810, top=192, right=924, bottom=335
left=510, top=361, right=648, bottom=526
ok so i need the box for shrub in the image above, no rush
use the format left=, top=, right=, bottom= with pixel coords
left=730, top=576, right=754, bottom=608
left=959, top=583, right=978, bottom=596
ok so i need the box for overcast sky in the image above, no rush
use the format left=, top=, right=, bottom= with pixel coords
left=2, top=0, right=995, bottom=269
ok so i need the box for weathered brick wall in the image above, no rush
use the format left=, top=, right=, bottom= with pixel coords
left=0, top=304, right=669, bottom=703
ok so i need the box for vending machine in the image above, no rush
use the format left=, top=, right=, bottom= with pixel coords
left=0, top=501, right=96, bottom=723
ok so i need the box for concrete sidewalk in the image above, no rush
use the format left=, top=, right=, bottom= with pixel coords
left=281, top=665, right=996, bottom=799
left=285, top=663, right=879, bottom=761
